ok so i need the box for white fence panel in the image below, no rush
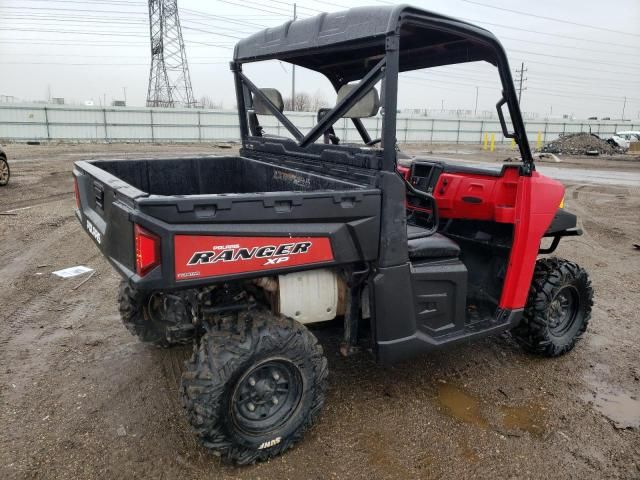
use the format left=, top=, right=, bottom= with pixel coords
left=0, top=104, right=637, bottom=146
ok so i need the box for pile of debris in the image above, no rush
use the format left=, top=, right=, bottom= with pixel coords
left=541, top=133, right=620, bottom=155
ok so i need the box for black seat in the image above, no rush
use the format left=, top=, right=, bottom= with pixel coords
left=407, top=225, right=460, bottom=259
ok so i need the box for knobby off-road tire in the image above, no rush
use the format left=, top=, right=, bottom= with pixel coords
left=0, top=156, right=9, bottom=186
left=117, top=280, right=193, bottom=347
left=512, top=257, right=593, bottom=357
left=181, top=309, right=328, bottom=465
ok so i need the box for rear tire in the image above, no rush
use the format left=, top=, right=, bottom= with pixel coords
left=512, top=257, right=593, bottom=357
left=0, top=157, right=9, bottom=186
left=180, top=309, right=328, bottom=465
left=117, top=280, right=193, bottom=347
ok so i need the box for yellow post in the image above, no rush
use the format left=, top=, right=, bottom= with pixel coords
left=490, top=133, right=495, bottom=152
left=483, top=133, right=488, bottom=150
left=536, top=131, right=542, bottom=150
left=511, top=138, right=516, bottom=150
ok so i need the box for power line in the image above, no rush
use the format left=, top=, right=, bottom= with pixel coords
left=460, top=0, right=640, bottom=37
left=0, top=62, right=229, bottom=66
left=499, top=35, right=640, bottom=59
left=210, top=0, right=293, bottom=17
left=263, top=0, right=323, bottom=14
left=460, top=16, right=639, bottom=50
left=508, top=48, right=640, bottom=70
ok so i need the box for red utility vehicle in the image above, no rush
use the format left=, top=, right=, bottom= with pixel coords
left=73, top=5, right=593, bottom=464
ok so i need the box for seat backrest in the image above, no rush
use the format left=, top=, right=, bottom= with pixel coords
left=252, top=88, right=284, bottom=115
left=336, top=84, right=380, bottom=118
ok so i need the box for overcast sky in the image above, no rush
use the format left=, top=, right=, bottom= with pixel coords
left=1, top=0, right=639, bottom=120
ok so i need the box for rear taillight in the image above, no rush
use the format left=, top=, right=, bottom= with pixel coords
left=134, top=224, right=161, bottom=277
left=73, top=176, right=80, bottom=209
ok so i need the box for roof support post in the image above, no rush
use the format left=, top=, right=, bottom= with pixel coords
left=231, top=62, right=250, bottom=143
left=381, top=34, right=400, bottom=172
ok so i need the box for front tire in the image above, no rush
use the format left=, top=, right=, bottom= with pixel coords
left=512, top=258, right=593, bottom=357
left=180, top=309, right=328, bottom=465
left=0, top=157, right=9, bottom=186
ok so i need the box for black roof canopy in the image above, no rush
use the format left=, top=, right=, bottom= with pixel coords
left=233, top=5, right=505, bottom=84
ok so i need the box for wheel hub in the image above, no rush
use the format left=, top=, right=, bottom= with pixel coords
left=231, top=359, right=302, bottom=434
left=548, top=287, right=578, bottom=336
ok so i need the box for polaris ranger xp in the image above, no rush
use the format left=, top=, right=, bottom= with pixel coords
left=73, top=5, right=593, bottom=465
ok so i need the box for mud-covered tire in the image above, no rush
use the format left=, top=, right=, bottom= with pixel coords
left=181, top=309, right=328, bottom=465
left=512, top=257, right=593, bottom=357
left=0, top=156, right=9, bottom=186
left=117, top=280, right=192, bottom=347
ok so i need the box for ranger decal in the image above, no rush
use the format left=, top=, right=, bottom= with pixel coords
left=174, top=235, right=333, bottom=280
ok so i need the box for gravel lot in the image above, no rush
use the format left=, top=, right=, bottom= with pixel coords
left=0, top=143, right=639, bottom=479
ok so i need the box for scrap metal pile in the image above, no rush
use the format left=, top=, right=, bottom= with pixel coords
left=541, top=133, right=621, bottom=155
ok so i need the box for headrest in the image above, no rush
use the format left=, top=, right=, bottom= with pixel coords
left=253, top=88, right=284, bottom=115
left=336, top=84, right=380, bottom=118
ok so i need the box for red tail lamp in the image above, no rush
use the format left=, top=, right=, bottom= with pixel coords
left=73, top=176, right=80, bottom=209
left=135, top=224, right=161, bottom=276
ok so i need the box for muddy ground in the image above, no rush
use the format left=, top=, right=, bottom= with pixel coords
left=0, top=143, right=639, bottom=479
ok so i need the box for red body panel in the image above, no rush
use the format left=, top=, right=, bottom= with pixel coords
left=400, top=163, right=564, bottom=310
left=174, top=235, right=334, bottom=281
left=433, top=169, right=519, bottom=223
left=499, top=172, right=564, bottom=309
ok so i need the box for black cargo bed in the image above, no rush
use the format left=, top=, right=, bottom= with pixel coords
left=73, top=155, right=382, bottom=289
left=93, top=155, right=368, bottom=196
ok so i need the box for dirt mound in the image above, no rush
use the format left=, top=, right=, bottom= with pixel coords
left=541, top=133, right=618, bottom=155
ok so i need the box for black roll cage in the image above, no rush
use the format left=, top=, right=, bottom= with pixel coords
left=231, top=8, right=534, bottom=174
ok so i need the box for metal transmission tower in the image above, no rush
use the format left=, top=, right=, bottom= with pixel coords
left=146, top=0, right=195, bottom=108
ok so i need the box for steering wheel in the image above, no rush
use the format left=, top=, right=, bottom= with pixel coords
left=365, top=137, right=381, bottom=146
left=399, top=173, right=439, bottom=237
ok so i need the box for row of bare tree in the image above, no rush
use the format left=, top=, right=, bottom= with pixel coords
left=198, top=92, right=329, bottom=112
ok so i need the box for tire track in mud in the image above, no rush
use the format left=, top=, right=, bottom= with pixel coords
left=0, top=190, right=73, bottom=212
left=564, top=184, right=637, bottom=254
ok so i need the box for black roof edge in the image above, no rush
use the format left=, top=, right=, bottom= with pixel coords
left=233, top=4, right=498, bottom=63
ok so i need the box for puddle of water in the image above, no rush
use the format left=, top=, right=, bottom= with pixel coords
left=500, top=404, right=546, bottom=436
left=437, top=384, right=546, bottom=436
left=437, top=384, right=489, bottom=428
left=581, top=378, right=640, bottom=429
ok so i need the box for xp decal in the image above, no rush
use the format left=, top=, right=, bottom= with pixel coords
left=174, top=235, right=333, bottom=280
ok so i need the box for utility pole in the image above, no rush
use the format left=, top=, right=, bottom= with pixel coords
left=515, top=62, right=527, bottom=105
left=123, top=87, right=127, bottom=105
left=291, top=3, right=297, bottom=111
left=474, top=86, right=478, bottom=116
left=621, top=96, right=627, bottom=121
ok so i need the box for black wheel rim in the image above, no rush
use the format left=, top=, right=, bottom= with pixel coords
left=231, top=359, right=303, bottom=435
left=548, top=286, right=579, bottom=337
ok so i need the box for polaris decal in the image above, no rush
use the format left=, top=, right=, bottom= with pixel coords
left=174, top=235, right=333, bottom=280
left=86, top=219, right=102, bottom=244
